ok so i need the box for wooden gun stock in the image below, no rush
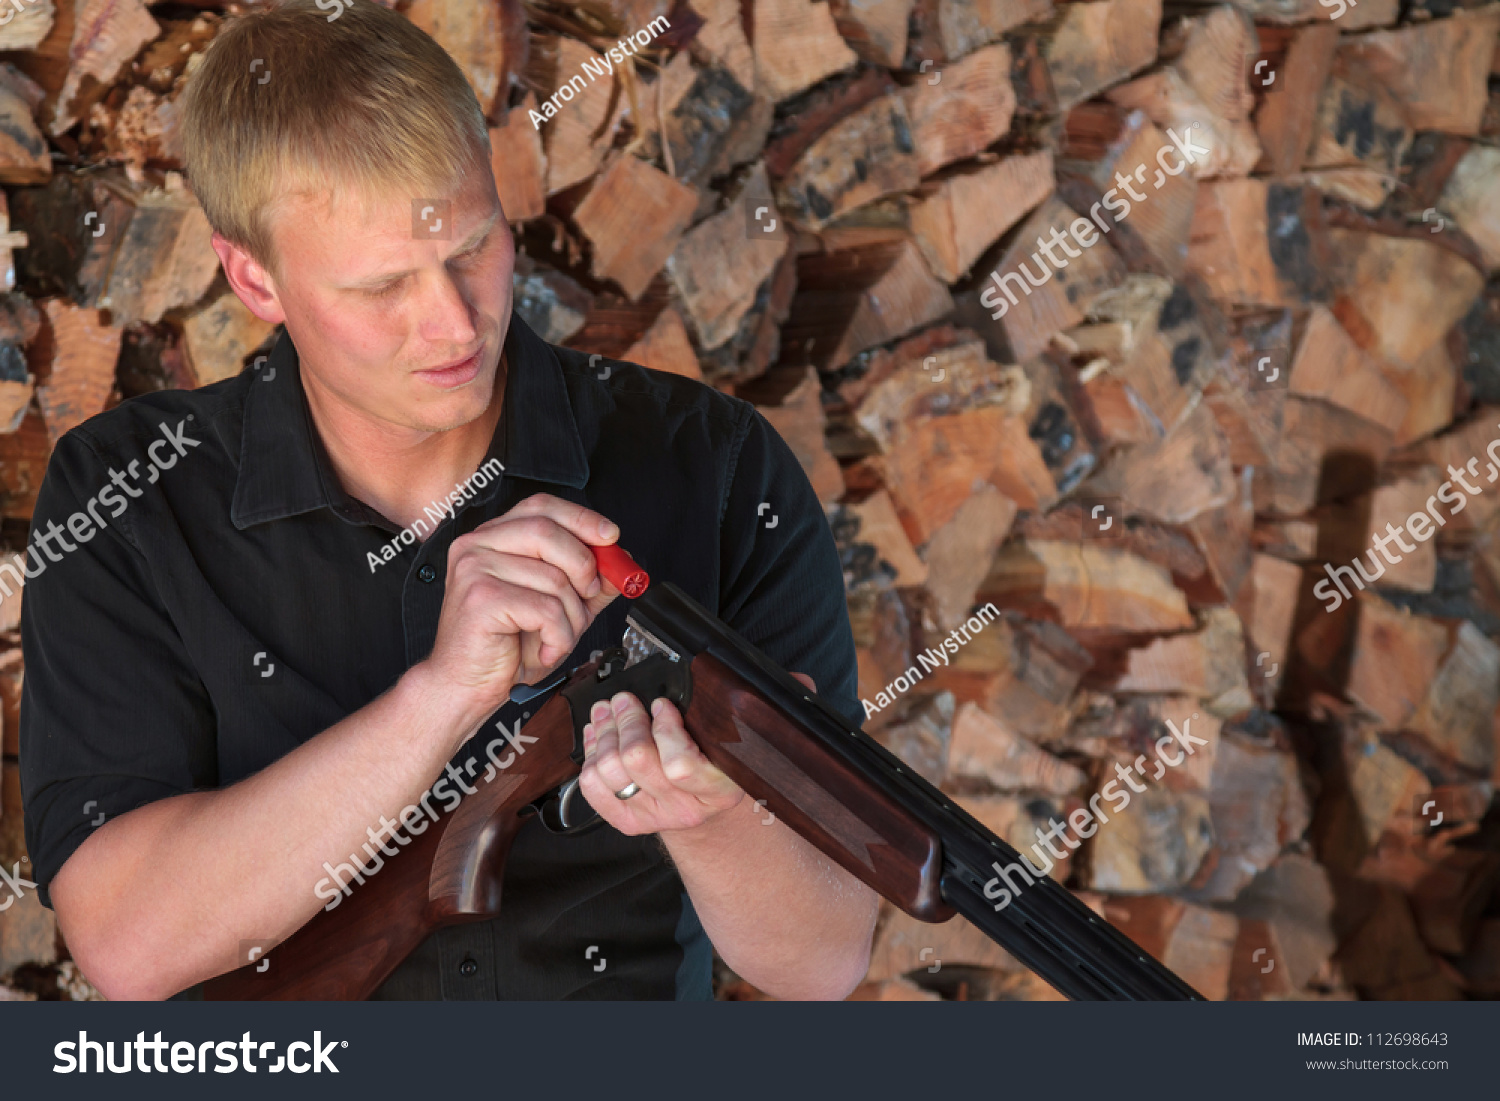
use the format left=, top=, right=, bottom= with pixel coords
left=202, top=686, right=582, bottom=1001
left=683, top=652, right=952, bottom=922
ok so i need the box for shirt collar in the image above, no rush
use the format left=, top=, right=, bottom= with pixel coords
left=231, top=309, right=589, bottom=530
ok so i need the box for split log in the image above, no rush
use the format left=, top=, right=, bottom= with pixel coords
left=847, top=585, right=915, bottom=730
left=967, top=195, right=1126, bottom=363
left=31, top=298, right=121, bottom=445
left=1184, top=716, right=1311, bottom=902
left=621, top=305, right=701, bottom=378
left=828, top=0, right=913, bottom=67
left=0, top=0, right=54, bottom=53
left=1287, top=306, right=1408, bottom=437
left=512, top=253, right=592, bottom=345
left=907, top=0, right=1052, bottom=64
left=665, top=162, right=788, bottom=351
left=1172, top=0, right=1395, bottom=29
left=1235, top=551, right=1301, bottom=699
left=1074, top=275, right=1190, bottom=432
left=406, top=0, right=523, bottom=118
left=1186, top=179, right=1330, bottom=307
left=0, top=78, right=48, bottom=185
left=747, top=367, right=844, bottom=502
left=946, top=700, right=1086, bottom=795
left=0, top=648, right=20, bottom=758
left=1086, top=401, right=1236, bottom=525
left=981, top=540, right=1196, bottom=634
left=779, top=232, right=952, bottom=370
left=46, top=0, right=160, bottom=137
left=751, top=0, right=858, bottom=102
left=1100, top=896, right=1237, bottom=999
left=1438, top=145, right=1500, bottom=272
left=828, top=488, right=929, bottom=588
left=533, top=36, right=627, bottom=195
left=901, top=43, right=1015, bottom=178
left=97, top=183, right=219, bottom=326
left=0, top=410, right=53, bottom=521
left=1014, top=0, right=1162, bottom=115
left=1112, top=605, right=1251, bottom=715
left=775, top=93, right=921, bottom=229
left=1334, top=884, right=1462, bottom=1000
left=1405, top=620, right=1500, bottom=776
left=1410, top=409, right=1500, bottom=535
left=868, top=690, right=953, bottom=782
left=1186, top=468, right=1257, bottom=605
left=572, top=153, right=698, bottom=300
left=1056, top=105, right=1197, bottom=278
left=1253, top=23, right=1339, bottom=177
left=919, top=615, right=1091, bottom=744
left=1074, top=694, right=1220, bottom=790
left=1338, top=8, right=1500, bottom=137
left=909, top=150, right=1054, bottom=283
left=839, top=335, right=1026, bottom=455
left=490, top=94, right=548, bottom=223
left=1086, top=782, right=1215, bottom=894
left=1327, top=229, right=1482, bottom=444
left=174, top=286, right=275, bottom=388
left=1305, top=66, right=1412, bottom=178
left=1344, top=592, right=1451, bottom=732
left=1263, top=395, right=1393, bottom=517
left=920, top=482, right=1018, bottom=629
left=1353, top=470, right=1442, bottom=593
left=874, top=404, right=1054, bottom=545
left=1228, top=853, right=1336, bottom=998
left=1104, top=68, right=1260, bottom=182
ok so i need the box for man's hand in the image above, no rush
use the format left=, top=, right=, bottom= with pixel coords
left=579, top=673, right=817, bottom=834
left=425, top=493, right=621, bottom=711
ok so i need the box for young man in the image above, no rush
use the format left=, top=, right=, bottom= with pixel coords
left=19, top=0, right=877, bottom=1000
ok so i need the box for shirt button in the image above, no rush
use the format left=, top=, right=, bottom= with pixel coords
left=418, top=564, right=437, bottom=583
left=459, top=958, right=478, bottom=977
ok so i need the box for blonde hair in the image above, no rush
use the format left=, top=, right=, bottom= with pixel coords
left=179, top=0, right=492, bottom=281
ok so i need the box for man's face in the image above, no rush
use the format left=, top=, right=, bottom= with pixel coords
left=251, top=164, right=514, bottom=435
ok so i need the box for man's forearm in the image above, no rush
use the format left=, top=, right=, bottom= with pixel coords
left=662, top=799, right=879, bottom=1000
left=50, top=661, right=497, bottom=1000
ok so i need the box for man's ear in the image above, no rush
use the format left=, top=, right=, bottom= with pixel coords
left=212, top=231, right=286, bottom=325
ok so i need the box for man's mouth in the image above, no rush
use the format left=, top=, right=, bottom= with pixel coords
left=414, top=349, right=483, bottom=389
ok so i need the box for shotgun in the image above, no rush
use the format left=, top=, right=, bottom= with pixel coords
left=204, top=545, right=1202, bottom=1001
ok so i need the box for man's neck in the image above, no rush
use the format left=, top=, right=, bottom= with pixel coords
left=303, top=354, right=506, bottom=536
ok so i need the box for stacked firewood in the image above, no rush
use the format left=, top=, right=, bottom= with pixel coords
left=0, top=0, right=1498, bottom=1001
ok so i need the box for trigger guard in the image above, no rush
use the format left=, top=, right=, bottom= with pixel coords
left=537, top=777, right=603, bottom=835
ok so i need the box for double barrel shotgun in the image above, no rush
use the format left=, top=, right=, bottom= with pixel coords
left=205, top=544, right=1203, bottom=1001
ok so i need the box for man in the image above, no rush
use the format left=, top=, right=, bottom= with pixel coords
left=19, top=0, right=877, bottom=1000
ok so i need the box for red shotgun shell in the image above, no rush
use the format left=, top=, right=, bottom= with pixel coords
left=593, top=543, right=649, bottom=598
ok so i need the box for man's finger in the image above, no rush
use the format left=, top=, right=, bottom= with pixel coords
left=461, top=545, right=591, bottom=642
left=650, top=698, right=738, bottom=800
left=458, top=514, right=602, bottom=600
left=607, top=693, right=677, bottom=801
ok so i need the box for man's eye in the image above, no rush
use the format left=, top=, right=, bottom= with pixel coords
left=367, top=280, right=403, bottom=298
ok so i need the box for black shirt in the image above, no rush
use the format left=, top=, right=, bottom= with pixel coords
left=19, top=309, right=862, bottom=999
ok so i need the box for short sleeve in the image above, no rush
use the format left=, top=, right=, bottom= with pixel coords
left=717, top=405, right=862, bottom=730
left=20, top=430, right=217, bottom=907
